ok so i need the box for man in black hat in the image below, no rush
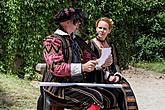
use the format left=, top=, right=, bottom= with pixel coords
left=38, top=6, right=104, bottom=110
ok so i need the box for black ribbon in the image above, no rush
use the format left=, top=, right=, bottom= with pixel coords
left=71, top=38, right=81, bottom=63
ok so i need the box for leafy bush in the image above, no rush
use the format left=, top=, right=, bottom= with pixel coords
left=135, top=35, right=165, bottom=61
left=0, top=0, right=164, bottom=79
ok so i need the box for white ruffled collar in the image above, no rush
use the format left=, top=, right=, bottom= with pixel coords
left=54, top=29, right=77, bottom=39
left=54, top=29, right=68, bottom=36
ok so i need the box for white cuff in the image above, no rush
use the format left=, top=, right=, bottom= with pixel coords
left=104, top=71, right=111, bottom=80
left=114, top=72, right=122, bottom=76
left=71, top=63, right=82, bottom=77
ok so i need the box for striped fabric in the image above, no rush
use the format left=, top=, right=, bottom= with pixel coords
left=44, top=85, right=104, bottom=109
left=121, top=79, right=139, bottom=110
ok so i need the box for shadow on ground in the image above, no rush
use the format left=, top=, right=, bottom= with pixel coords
left=0, top=84, right=16, bottom=110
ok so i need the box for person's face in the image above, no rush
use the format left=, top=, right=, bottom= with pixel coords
left=68, top=20, right=81, bottom=33
left=96, top=21, right=111, bottom=40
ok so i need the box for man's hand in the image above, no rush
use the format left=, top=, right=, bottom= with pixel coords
left=82, top=60, right=97, bottom=72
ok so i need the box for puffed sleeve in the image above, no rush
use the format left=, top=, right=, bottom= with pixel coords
left=111, top=43, right=122, bottom=80
left=43, top=35, right=71, bottom=77
left=111, top=43, right=121, bottom=73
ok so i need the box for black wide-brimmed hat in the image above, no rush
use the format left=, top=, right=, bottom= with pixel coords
left=54, top=6, right=88, bottom=24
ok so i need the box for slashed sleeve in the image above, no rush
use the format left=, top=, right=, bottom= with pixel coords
left=43, top=36, right=71, bottom=77
left=111, top=43, right=120, bottom=73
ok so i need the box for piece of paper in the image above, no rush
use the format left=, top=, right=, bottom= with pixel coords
left=96, top=48, right=111, bottom=67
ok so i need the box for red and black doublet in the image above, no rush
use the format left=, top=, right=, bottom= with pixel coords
left=42, top=29, right=104, bottom=109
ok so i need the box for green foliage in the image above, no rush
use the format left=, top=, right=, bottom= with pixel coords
left=0, top=0, right=165, bottom=79
left=0, top=0, right=9, bottom=74
left=135, top=35, right=165, bottom=61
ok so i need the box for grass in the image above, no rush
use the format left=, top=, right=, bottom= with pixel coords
left=133, top=60, right=165, bottom=74
left=0, top=73, right=40, bottom=110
